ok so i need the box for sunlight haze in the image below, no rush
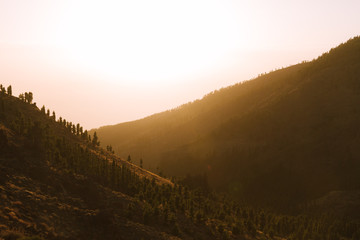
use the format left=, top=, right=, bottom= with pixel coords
left=1, top=0, right=359, bottom=129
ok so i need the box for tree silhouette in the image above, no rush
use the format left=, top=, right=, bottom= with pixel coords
left=28, top=92, right=33, bottom=103
left=23, top=92, right=33, bottom=103
left=92, top=131, right=100, bottom=146
left=82, top=130, right=89, bottom=141
left=7, top=85, right=12, bottom=96
left=19, top=93, right=25, bottom=101
left=106, top=145, right=114, bottom=153
left=0, top=85, right=5, bottom=95
left=76, top=123, right=80, bottom=135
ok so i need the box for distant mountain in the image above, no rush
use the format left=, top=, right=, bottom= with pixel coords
left=93, top=36, right=360, bottom=210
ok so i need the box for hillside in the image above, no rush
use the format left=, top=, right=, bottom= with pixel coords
left=93, top=36, right=360, bottom=210
left=2, top=64, right=360, bottom=239
left=0, top=91, right=250, bottom=239
left=3, top=88, right=342, bottom=240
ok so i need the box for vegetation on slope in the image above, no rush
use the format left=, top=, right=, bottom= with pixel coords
left=2, top=85, right=360, bottom=239
left=93, top=36, right=360, bottom=211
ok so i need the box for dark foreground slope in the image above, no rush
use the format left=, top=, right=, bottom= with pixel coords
left=0, top=90, right=303, bottom=240
left=94, top=37, right=360, bottom=209
left=0, top=92, right=182, bottom=239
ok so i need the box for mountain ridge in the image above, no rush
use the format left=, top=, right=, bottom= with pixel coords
left=93, top=36, right=360, bottom=209
left=2, top=36, right=360, bottom=239
left=3, top=88, right=310, bottom=240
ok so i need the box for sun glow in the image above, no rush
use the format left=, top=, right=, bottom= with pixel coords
left=52, top=0, right=244, bottom=85
left=2, top=0, right=359, bottom=129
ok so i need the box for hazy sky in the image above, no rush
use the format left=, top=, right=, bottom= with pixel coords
left=1, top=0, right=359, bottom=129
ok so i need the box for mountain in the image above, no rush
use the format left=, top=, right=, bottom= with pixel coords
left=2, top=37, right=360, bottom=239
left=4, top=87, right=345, bottom=240
left=0, top=90, right=252, bottom=239
left=93, top=36, right=360, bottom=210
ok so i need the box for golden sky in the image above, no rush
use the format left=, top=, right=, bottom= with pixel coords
left=1, top=0, right=359, bottom=129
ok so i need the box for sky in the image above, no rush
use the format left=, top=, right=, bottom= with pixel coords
left=0, top=0, right=359, bottom=129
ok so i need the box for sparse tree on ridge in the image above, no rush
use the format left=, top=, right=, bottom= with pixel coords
left=7, top=85, right=12, bottom=96
left=83, top=130, right=89, bottom=141
left=92, top=131, right=100, bottom=146
left=106, top=145, right=114, bottom=153
left=21, top=92, right=34, bottom=104
left=76, top=123, right=80, bottom=135
left=19, top=93, right=25, bottom=101
left=0, top=85, right=6, bottom=95
left=28, top=92, right=33, bottom=103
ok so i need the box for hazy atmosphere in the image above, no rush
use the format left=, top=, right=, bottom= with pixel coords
left=2, top=0, right=360, bottom=239
left=1, top=0, right=359, bottom=129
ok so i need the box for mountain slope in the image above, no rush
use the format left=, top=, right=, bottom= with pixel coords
left=93, top=36, right=360, bottom=209
left=0, top=92, right=244, bottom=239
left=2, top=52, right=360, bottom=238
left=4, top=89, right=334, bottom=240
left=0, top=92, right=182, bottom=239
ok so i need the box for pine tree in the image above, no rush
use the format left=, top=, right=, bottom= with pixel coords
left=28, top=92, right=33, bottom=103
left=0, top=86, right=6, bottom=95
left=92, top=131, right=100, bottom=146
left=83, top=130, right=88, bottom=141
left=76, top=123, right=80, bottom=135
left=127, top=155, right=131, bottom=162
left=7, top=85, right=12, bottom=96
